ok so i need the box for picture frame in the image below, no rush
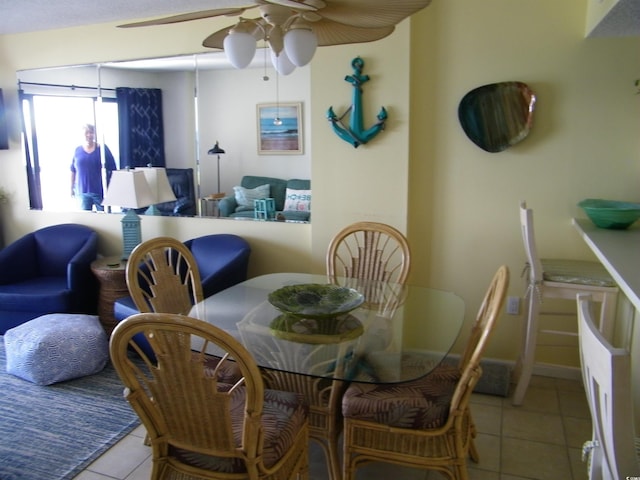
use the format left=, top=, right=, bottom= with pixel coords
left=257, top=102, right=303, bottom=155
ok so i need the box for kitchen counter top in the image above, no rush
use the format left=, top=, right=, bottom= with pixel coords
left=572, top=218, right=640, bottom=311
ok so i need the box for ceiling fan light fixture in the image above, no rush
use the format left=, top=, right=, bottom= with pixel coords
left=284, top=24, right=317, bottom=67
left=223, top=26, right=257, bottom=69
left=270, top=48, right=296, bottom=76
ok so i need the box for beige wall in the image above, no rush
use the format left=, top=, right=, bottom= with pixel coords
left=0, top=0, right=638, bottom=367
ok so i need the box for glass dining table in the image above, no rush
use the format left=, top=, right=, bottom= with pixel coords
left=189, top=272, right=466, bottom=384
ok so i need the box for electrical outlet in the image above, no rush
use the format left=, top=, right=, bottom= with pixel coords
left=506, top=296, right=520, bottom=315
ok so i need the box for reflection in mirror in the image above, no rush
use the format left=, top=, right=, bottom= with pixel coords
left=458, top=81, right=536, bottom=153
left=17, top=51, right=311, bottom=222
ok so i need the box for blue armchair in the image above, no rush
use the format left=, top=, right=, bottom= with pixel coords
left=0, top=224, right=99, bottom=334
left=113, top=234, right=251, bottom=322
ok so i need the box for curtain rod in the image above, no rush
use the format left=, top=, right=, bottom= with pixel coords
left=18, top=80, right=116, bottom=92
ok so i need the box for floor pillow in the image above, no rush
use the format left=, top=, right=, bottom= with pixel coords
left=4, top=313, right=109, bottom=385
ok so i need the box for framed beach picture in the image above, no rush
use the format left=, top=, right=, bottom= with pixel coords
left=257, top=102, right=303, bottom=155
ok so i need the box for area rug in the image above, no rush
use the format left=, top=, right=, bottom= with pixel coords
left=0, top=336, right=140, bottom=480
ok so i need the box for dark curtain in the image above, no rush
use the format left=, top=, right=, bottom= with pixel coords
left=116, top=87, right=165, bottom=168
left=19, top=91, right=43, bottom=210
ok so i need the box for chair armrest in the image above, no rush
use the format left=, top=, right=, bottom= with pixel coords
left=67, top=232, right=99, bottom=312
left=218, top=196, right=237, bottom=217
left=173, top=197, right=195, bottom=216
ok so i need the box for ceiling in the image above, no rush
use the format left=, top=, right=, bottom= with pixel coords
left=1, top=0, right=638, bottom=37
left=0, top=0, right=250, bottom=35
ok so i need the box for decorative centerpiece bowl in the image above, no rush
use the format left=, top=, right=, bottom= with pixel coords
left=578, top=198, right=640, bottom=230
left=268, top=283, right=365, bottom=319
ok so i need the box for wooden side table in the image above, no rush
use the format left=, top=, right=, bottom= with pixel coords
left=91, top=256, right=128, bottom=335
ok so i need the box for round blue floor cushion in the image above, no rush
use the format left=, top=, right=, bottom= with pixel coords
left=4, top=314, right=109, bottom=385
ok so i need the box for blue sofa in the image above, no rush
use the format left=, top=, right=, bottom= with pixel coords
left=113, top=233, right=251, bottom=322
left=0, top=224, right=99, bottom=334
left=218, top=175, right=311, bottom=222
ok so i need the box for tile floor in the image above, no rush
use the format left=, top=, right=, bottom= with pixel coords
left=73, top=374, right=592, bottom=480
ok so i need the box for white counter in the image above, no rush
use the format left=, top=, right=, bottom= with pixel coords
left=572, top=218, right=640, bottom=312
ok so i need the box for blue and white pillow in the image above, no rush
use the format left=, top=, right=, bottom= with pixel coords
left=4, top=314, right=109, bottom=385
left=233, top=184, right=270, bottom=208
left=283, top=188, right=311, bottom=212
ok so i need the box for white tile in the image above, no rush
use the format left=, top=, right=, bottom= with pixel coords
left=74, top=375, right=589, bottom=480
left=83, top=434, right=151, bottom=479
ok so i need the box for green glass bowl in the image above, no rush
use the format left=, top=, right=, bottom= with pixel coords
left=268, top=283, right=365, bottom=319
left=578, top=198, right=640, bottom=230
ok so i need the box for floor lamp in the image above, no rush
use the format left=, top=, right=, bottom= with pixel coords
left=207, top=141, right=226, bottom=197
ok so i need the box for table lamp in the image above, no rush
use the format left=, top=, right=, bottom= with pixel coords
left=135, top=167, right=177, bottom=216
left=207, top=141, right=226, bottom=197
left=102, top=169, right=155, bottom=259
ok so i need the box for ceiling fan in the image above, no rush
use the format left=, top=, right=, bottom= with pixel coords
left=119, top=0, right=432, bottom=74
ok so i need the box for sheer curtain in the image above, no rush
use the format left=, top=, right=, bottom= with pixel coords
left=116, top=87, right=165, bottom=168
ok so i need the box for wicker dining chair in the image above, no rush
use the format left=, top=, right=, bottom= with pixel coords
left=326, top=221, right=412, bottom=284
left=126, top=236, right=204, bottom=316
left=110, top=312, right=310, bottom=480
left=262, top=222, right=412, bottom=480
left=341, top=265, right=509, bottom=480
left=126, top=236, right=241, bottom=382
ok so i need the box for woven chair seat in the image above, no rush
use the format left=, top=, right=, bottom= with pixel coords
left=342, top=364, right=460, bottom=429
left=201, top=353, right=243, bottom=383
left=172, top=387, right=308, bottom=472
left=540, top=259, right=616, bottom=287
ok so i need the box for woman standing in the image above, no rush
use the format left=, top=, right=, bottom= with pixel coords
left=70, top=123, right=117, bottom=211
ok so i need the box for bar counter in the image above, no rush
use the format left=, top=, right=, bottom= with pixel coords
left=572, top=218, right=640, bottom=311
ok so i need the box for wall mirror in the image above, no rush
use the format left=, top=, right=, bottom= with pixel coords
left=16, top=51, right=311, bottom=221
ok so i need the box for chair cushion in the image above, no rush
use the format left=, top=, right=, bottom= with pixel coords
left=171, top=388, right=308, bottom=472
left=0, top=277, right=70, bottom=312
left=342, top=363, right=460, bottom=429
left=541, top=259, right=617, bottom=287
left=4, top=313, right=108, bottom=385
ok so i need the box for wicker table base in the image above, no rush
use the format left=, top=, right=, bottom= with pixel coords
left=91, top=256, right=128, bottom=335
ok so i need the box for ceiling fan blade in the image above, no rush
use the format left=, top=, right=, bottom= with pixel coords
left=118, top=7, right=252, bottom=28
left=317, top=0, right=432, bottom=29
left=265, top=0, right=325, bottom=11
left=312, top=19, right=394, bottom=46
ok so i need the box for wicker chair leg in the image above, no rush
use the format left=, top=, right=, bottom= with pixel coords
left=469, top=438, right=479, bottom=463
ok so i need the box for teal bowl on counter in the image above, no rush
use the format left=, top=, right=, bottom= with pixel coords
left=578, top=198, right=640, bottom=230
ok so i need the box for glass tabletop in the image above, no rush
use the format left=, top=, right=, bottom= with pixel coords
left=190, top=273, right=465, bottom=384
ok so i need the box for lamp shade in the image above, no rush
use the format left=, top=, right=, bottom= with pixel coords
left=284, top=25, right=317, bottom=67
left=270, top=48, right=296, bottom=76
left=136, top=167, right=177, bottom=204
left=224, top=29, right=257, bottom=69
left=207, top=141, right=225, bottom=155
left=102, top=170, right=155, bottom=209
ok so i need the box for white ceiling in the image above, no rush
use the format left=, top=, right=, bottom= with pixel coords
left=0, top=0, right=250, bottom=35
left=1, top=0, right=638, bottom=37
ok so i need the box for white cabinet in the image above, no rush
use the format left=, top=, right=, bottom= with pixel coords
left=586, top=0, right=640, bottom=37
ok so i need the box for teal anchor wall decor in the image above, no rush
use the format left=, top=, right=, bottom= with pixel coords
left=327, top=57, right=387, bottom=148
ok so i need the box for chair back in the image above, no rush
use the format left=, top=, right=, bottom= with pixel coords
left=109, top=312, right=265, bottom=475
left=326, top=221, right=411, bottom=285
left=126, top=236, right=203, bottom=315
left=520, top=201, right=544, bottom=284
left=577, top=294, right=638, bottom=479
left=452, top=265, right=509, bottom=410
left=35, top=223, right=98, bottom=276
